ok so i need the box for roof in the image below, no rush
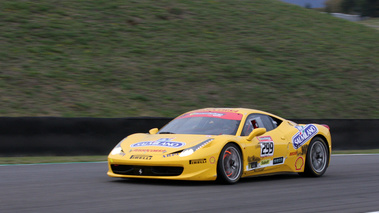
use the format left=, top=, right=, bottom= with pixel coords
left=182, top=108, right=286, bottom=121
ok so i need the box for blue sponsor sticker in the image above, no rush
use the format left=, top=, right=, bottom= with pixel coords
left=131, top=138, right=185, bottom=148
left=292, top=124, right=318, bottom=149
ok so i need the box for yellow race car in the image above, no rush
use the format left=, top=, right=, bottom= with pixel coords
left=107, top=108, right=331, bottom=184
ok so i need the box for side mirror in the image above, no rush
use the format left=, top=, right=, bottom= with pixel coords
left=246, top=128, right=266, bottom=141
left=149, top=128, right=159, bottom=135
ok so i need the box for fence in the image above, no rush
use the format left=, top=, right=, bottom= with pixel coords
left=0, top=117, right=377, bottom=156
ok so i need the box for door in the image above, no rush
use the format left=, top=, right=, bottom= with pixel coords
left=242, top=114, right=288, bottom=175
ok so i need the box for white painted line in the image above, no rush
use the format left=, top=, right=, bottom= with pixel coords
left=332, top=154, right=379, bottom=156
left=0, top=161, right=107, bottom=166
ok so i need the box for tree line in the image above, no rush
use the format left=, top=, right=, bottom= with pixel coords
left=324, top=0, right=379, bottom=16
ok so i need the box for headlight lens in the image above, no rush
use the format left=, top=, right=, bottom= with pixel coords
left=110, top=142, right=124, bottom=155
left=179, top=138, right=213, bottom=157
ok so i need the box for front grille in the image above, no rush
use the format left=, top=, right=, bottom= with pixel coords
left=111, top=164, right=183, bottom=176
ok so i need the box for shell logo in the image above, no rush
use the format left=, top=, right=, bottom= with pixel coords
left=209, top=156, right=216, bottom=164
left=295, top=157, right=304, bottom=170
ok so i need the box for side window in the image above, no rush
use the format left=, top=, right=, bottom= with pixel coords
left=260, top=115, right=275, bottom=131
left=268, top=116, right=282, bottom=128
left=241, top=114, right=278, bottom=136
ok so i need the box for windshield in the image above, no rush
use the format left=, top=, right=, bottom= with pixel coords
left=158, top=111, right=242, bottom=135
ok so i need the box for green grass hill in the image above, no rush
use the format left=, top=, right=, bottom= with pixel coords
left=0, top=0, right=378, bottom=118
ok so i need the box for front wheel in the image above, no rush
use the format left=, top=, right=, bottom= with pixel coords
left=299, top=137, right=329, bottom=177
left=217, top=143, right=243, bottom=184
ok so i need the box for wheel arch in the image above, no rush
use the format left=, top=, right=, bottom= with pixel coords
left=313, top=134, right=331, bottom=156
left=308, top=134, right=331, bottom=168
left=225, top=141, right=243, bottom=153
left=299, top=135, right=330, bottom=177
left=220, top=141, right=244, bottom=166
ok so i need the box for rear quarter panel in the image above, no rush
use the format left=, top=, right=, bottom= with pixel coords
left=240, top=120, right=332, bottom=177
left=283, top=121, right=332, bottom=173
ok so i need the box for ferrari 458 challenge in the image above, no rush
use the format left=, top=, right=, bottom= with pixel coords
left=107, top=108, right=331, bottom=184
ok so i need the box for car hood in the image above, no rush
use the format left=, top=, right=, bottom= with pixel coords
left=121, top=134, right=216, bottom=155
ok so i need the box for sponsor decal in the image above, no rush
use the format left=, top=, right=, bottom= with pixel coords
left=208, top=108, right=239, bottom=113
left=130, top=155, right=152, bottom=160
left=248, top=161, right=258, bottom=170
left=131, top=138, right=185, bottom=148
left=295, top=157, right=304, bottom=170
left=258, top=136, right=273, bottom=142
left=178, top=110, right=243, bottom=120
left=294, top=125, right=304, bottom=131
left=247, top=156, right=278, bottom=171
left=248, top=155, right=261, bottom=163
left=189, top=158, right=207, bottom=164
left=253, top=168, right=265, bottom=172
left=273, top=157, right=284, bottom=165
left=132, top=149, right=166, bottom=153
left=259, top=159, right=273, bottom=168
left=163, top=153, right=179, bottom=158
left=299, top=144, right=309, bottom=156
left=189, top=112, right=224, bottom=117
left=292, top=124, right=318, bottom=149
left=290, top=151, right=297, bottom=156
left=260, top=159, right=270, bottom=166
left=258, top=136, right=274, bottom=157
left=209, top=156, right=216, bottom=164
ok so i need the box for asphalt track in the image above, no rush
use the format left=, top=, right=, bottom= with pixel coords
left=1, top=155, right=379, bottom=213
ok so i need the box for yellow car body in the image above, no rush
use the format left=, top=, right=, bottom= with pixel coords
left=107, top=108, right=331, bottom=183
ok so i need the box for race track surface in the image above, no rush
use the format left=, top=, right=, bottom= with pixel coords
left=1, top=155, right=379, bottom=213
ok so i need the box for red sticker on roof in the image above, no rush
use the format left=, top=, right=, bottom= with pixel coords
left=178, top=111, right=243, bottom=120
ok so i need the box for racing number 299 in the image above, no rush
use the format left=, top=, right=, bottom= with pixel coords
left=261, top=142, right=274, bottom=157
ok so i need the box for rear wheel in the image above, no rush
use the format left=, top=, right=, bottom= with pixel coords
left=217, top=143, right=242, bottom=184
left=299, top=137, right=329, bottom=177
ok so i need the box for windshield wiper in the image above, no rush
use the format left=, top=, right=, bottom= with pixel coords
left=158, top=131, right=175, bottom=134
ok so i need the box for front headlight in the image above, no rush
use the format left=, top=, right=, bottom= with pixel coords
left=179, top=138, right=213, bottom=157
left=110, top=142, right=125, bottom=156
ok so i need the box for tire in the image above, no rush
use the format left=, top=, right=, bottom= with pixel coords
left=217, top=143, right=243, bottom=184
left=299, top=136, right=329, bottom=177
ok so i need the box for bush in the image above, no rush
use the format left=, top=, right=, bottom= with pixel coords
left=341, top=0, right=359, bottom=13
left=360, top=0, right=379, bottom=17
left=325, top=0, right=344, bottom=13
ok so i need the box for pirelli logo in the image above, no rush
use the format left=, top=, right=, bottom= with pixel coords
left=189, top=158, right=207, bottom=164
left=130, top=155, right=152, bottom=160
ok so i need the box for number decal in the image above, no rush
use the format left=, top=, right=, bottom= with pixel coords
left=260, top=142, right=274, bottom=157
left=258, top=136, right=274, bottom=157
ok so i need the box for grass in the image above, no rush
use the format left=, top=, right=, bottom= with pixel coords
left=1, top=149, right=378, bottom=165
left=0, top=0, right=378, bottom=119
left=332, top=149, right=379, bottom=154
left=358, top=17, right=379, bottom=30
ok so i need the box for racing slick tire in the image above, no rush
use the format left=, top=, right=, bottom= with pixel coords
left=217, top=143, right=243, bottom=184
left=299, top=136, right=329, bottom=177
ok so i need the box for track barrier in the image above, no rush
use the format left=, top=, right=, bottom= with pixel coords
left=0, top=117, right=377, bottom=156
